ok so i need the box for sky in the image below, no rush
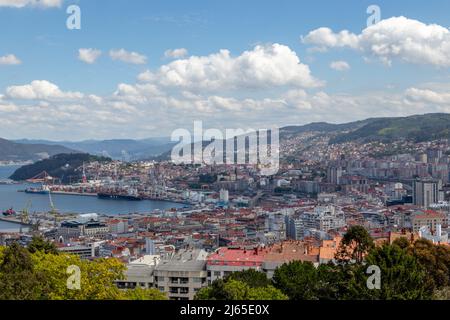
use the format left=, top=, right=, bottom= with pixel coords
left=1, top=0, right=450, bottom=140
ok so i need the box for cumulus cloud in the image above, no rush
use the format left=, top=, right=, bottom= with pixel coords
left=0, top=54, right=21, bottom=65
left=78, top=48, right=102, bottom=64
left=138, top=43, right=323, bottom=91
left=303, top=16, right=450, bottom=67
left=109, top=49, right=147, bottom=65
left=330, top=60, right=350, bottom=71
left=3, top=78, right=450, bottom=139
left=0, top=0, right=62, bottom=8
left=5, top=80, right=83, bottom=100
left=164, top=48, right=188, bottom=59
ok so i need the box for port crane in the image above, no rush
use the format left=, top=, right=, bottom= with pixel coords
left=48, top=189, right=59, bottom=227
left=20, top=199, right=32, bottom=224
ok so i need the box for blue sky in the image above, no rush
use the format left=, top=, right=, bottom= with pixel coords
left=1, top=0, right=450, bottom=140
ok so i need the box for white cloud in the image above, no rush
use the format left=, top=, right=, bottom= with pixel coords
left=139, top=43, right=323, bottom=91
left=0, top=0, right=62, bottom=8
left=0, top=54, right=21, bottom=65
left=303, top=16, right=450, bottom=67
left=164, top=48, right=188, bottom=59
left=78, top=48, right=102, bottom=64
left=5, top=80, right=83, bottom=100
left=3, top=79, right=450, bottom=139
left=330, top=60, right=350, bottom=71
left=109, top=49, right=147, bottom=65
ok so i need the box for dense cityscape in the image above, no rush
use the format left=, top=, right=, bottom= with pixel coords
left=1, top=0, right=450, bottom=312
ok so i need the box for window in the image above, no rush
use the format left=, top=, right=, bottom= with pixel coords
left=180, top=287, right=189, bottom=294
left=214, top=271, right=221, bottom=277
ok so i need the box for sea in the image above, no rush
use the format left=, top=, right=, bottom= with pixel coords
left=0, top=165, right=185, bottom=232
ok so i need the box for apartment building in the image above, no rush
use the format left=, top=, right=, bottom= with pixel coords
left=116, top=255, right=160, bottom=290
left=207, top=247, right=265, bottom=284
left=153, top=249, right=208, bottom=300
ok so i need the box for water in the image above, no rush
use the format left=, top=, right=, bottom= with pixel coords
left=0, top=165, right=185, bottom=231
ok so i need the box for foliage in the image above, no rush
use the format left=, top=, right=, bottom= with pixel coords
left=0, top=242, right=48, bottom=300
left=195, top=279, right=287, bottom=300
left=0, top=243, right=165, bottom=300
left=408, top=239, right=450, bottom=289
left=272, top=261, right=319, bottom=300
left=335, top=225, right=374, bottom=264
left=27, top=236, right=59, bottom=255
left=358, top=244, right=433, bottom=299
left=121, top=287, right=167, bottom=300
left=224, top=269, right=272, bottom=288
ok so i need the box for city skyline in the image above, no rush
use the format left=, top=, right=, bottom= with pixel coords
left=1, top=0, right=450, bottom=140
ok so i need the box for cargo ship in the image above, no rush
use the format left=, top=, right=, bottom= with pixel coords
left=25, top=185, right=50, bottom=194
left=97, top=188, right=142, bottom=201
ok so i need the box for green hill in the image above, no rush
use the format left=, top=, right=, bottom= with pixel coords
left=329, top=113, right=450, bottom=144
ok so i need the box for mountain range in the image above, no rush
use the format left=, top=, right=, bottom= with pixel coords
left=13, top=137, right=176, bottom=161
left=3, top=113, right=450, bottom=162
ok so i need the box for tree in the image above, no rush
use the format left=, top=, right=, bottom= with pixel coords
left=357, top=244, right=433, bottom=300
left=27, top=236, right=59, bottom=255
left=0, top=242, right=47, bottom=300
left=391, top=237, right=411, bottom=250
left=272, top=261, right=319, bottom=300
left=31, top=250, right=126, bottom=300
left=121, top=287, right=167, bottom=300
left=409, top=238, right=450, bottom=289
left=336, top=225, right=374, bottom=264
left=195, top=279, right=287, bottom=300
left=224, top=269, right=271, bottom=288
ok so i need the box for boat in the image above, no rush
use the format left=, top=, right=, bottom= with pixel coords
left=97, top=193, right=142, bottom=201
left=2, top=208, right=16, bottom=216
left=25, top=185, right=50, bottom=194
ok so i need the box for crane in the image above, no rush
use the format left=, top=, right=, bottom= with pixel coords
left=20, top=199, right=32, bottom=224
left=48, top=190, right=59, bottom=227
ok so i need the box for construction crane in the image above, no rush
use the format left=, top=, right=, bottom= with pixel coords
left=20, top=200, right=32, bottom=224
left=48, top=190, right=59, bottom=227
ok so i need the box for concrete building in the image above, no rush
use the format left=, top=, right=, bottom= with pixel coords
left=411, top=210, right=448, bottom=233
left=413, top=179, right=444, bottom=208
left=58, top=245, right=93, bottom=259
left=116, top=255, right=161, bottom=289
left=153, top=249, right=208, bottom=300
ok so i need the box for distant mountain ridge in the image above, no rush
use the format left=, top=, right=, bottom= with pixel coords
left=14, top=137, right=176, bottom=161
left=0, top=138, right=76, bottom=162
left=9, top=113, right=450, bottom=163
left=329, top=113, right=450, bottom=144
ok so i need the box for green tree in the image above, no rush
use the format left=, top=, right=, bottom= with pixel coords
left=0, top=242, right=47, bottom=300
left=195, top=279, right=287, bottom=300
left=224, top=269, right=271, bottom=288
left=272, top=261, right=319, bottom=300
left=121, top=287, right=167, bottom=300
left=336, top=225, right=374, bottom=264
left=409, top=239, right=450, bottom=289
left=357, top=244, right=433, bottom=300
left=391, top=237, right=412, bottom=250
left=27, top=236, right=59, bottom=255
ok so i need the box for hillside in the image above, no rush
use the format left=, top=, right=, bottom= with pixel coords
left=329, top=113, right=450, bottom=144
left=14, top=138, right=175, bottom=161
left=0, top=138, right=76, bottom=162
left=9, top=153, right=111, bottom=183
